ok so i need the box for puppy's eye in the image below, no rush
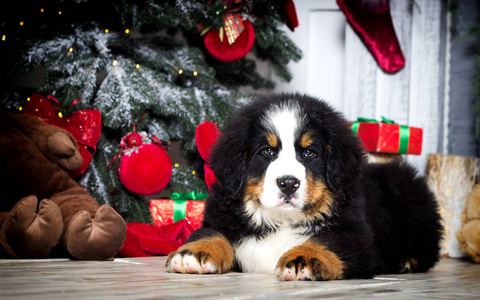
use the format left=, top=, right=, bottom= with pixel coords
left=303, top=148, right=316, bottom=158
left=262, top=147, right=276, bottom=157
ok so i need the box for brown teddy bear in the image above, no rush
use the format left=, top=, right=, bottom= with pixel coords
left=0, top=111, right=126, bottom=260
left=457, top=184, right=480, bottom=263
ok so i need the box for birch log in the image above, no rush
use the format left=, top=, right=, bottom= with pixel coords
left=424, top=154, right=480, bottom=257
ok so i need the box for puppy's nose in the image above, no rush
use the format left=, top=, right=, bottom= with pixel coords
left=277, top=176, right=300, bottom=197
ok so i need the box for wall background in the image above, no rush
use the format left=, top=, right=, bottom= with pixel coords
left=263, top=0, right=479, bottom=174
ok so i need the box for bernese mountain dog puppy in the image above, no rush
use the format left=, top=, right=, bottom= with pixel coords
left=166, top=93, right=443, bottom=281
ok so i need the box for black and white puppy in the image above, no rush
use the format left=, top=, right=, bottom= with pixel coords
left=166, top=93, right=443, bottom=281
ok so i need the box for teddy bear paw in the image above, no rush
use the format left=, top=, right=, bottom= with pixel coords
left=64, top=205, right=126, bottom=260
left=0, top=195, right=63, bottom=258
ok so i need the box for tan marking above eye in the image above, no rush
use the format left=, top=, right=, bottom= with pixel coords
left=301, top=131, right=314, bottom=148
left=266, top=132, right=278, bottom=148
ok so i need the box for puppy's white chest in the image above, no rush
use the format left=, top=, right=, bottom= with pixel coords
left=234, top=227, right=310, bottom=274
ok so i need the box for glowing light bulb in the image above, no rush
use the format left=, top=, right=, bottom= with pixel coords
left=19, top=21, right=24, bottom=26
left=174, top=163, right=180, bottom=168
left=178, top=69, right=183, bottom=75
left=69, top=47, right=73, bottom=53
left=1, top=35, right=5, bottom=41
left=58, top=112, right=63, bottom=118
left=135, top=64, right=140, bottom=69
left=40, top=8, right=44, bottom=13
left=105, top=29, right=109, bottom=33
left=192, top=171, right=196, bottom=175
left=193, top=71, right=198, bottom=76
left=19, top=107, right=23, bottom=111
left=58, top=11, right=62, bottom=15
left=113, top=60, right=118, bottom=66
left=125, top=29, right=130, bottom=34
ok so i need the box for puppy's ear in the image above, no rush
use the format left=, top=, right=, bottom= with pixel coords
left=210, top=117, right=248, bottom=197
left=324, top=121, right=364, bottom=196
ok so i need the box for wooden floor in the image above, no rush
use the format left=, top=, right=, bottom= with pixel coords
left=0, top=256, right=479, bottom=299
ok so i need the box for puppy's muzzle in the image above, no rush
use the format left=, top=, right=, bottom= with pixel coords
left=277, top=176, right=300, bottom=200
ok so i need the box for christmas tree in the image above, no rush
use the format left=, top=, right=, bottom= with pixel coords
left=0, top=0, right=301, bottom=223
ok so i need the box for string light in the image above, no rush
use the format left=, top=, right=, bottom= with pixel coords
left=174, top=163, right=180, bottom=168
left=18, top=106, right=23, bottom=111
left=40, top=8, right=45, bottom=13
left=19, top=21, right=24, bottom=26
left=105, top=29, right=109, bottom=33
left=1, top=35, right=5, bottom=41
left=135, top=64, right=140, bottom=69
left=58, top=11, right=62, bottom=15
left=178, top=69, right=183, bottom=75
left=125, top=29, right=130, bottom=34
left=192, top=170, right=196, bottom=175
left=68, top=47, right=73, bottom=53
left=112, top=59, right=118, bottom=66
left=58, top=112, right=63, bottom=118
left=193, top=71, right=198, bottom=76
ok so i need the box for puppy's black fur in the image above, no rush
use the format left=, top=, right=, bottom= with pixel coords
left=171, top=93, right=443, bottom=279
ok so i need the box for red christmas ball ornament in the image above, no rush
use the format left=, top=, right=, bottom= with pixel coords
left=118, top=132, right=172, bottom=196
left=203, top=19, right=255, bottom=62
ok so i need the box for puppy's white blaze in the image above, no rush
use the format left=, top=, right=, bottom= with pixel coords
left=261, top=103, right=307, bottom=209
left=235, top=227, right=310, bottom=274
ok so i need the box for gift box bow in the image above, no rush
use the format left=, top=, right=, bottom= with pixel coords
left=170, top=192, right=208, bottom=223
left=22, top=93, right=101, bottom=178
left=351, top=116, right=418, bottom=155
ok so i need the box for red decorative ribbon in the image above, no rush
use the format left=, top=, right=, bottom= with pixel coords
left=195, top=120, right=220, bottom=190
left=22, top=93, right=101, bottom=178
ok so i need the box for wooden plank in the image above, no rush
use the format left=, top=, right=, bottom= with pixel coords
left=375, top=0, right=412, bottom=125
left=343, top=25, right=377, bottom=121
left=0, top=257, right=479, bottom=299
left=407, top=0, right=445, bottom=173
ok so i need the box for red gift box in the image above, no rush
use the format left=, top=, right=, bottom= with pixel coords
left=351, top=117, right=422, bottom=155
left=150, top=192, right=207, bottom=230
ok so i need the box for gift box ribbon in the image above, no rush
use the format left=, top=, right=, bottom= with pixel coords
left=351, top=117, right=410, bottom=154
left=170, top=192, right=208, bottom=222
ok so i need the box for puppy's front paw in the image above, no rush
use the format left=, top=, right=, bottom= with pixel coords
left=166, top=235, right=234, bottom=274
left=167, top=252, right=218, bottom=274
left=275, top=241, right=344, bottom=281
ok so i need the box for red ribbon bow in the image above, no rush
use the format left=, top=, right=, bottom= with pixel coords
left=22, top=93, right=102, bottom=178
left=195, top=120, right=221, bottom=190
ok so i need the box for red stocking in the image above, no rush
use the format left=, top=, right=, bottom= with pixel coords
left=337, top=0, right=405, bottom=73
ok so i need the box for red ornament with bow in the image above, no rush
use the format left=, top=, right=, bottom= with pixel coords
left=112, top=129, right=172, bottom=196
left=22, top=93, right=101, bottom=178
left=200, top=0, right=255, bottom=62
